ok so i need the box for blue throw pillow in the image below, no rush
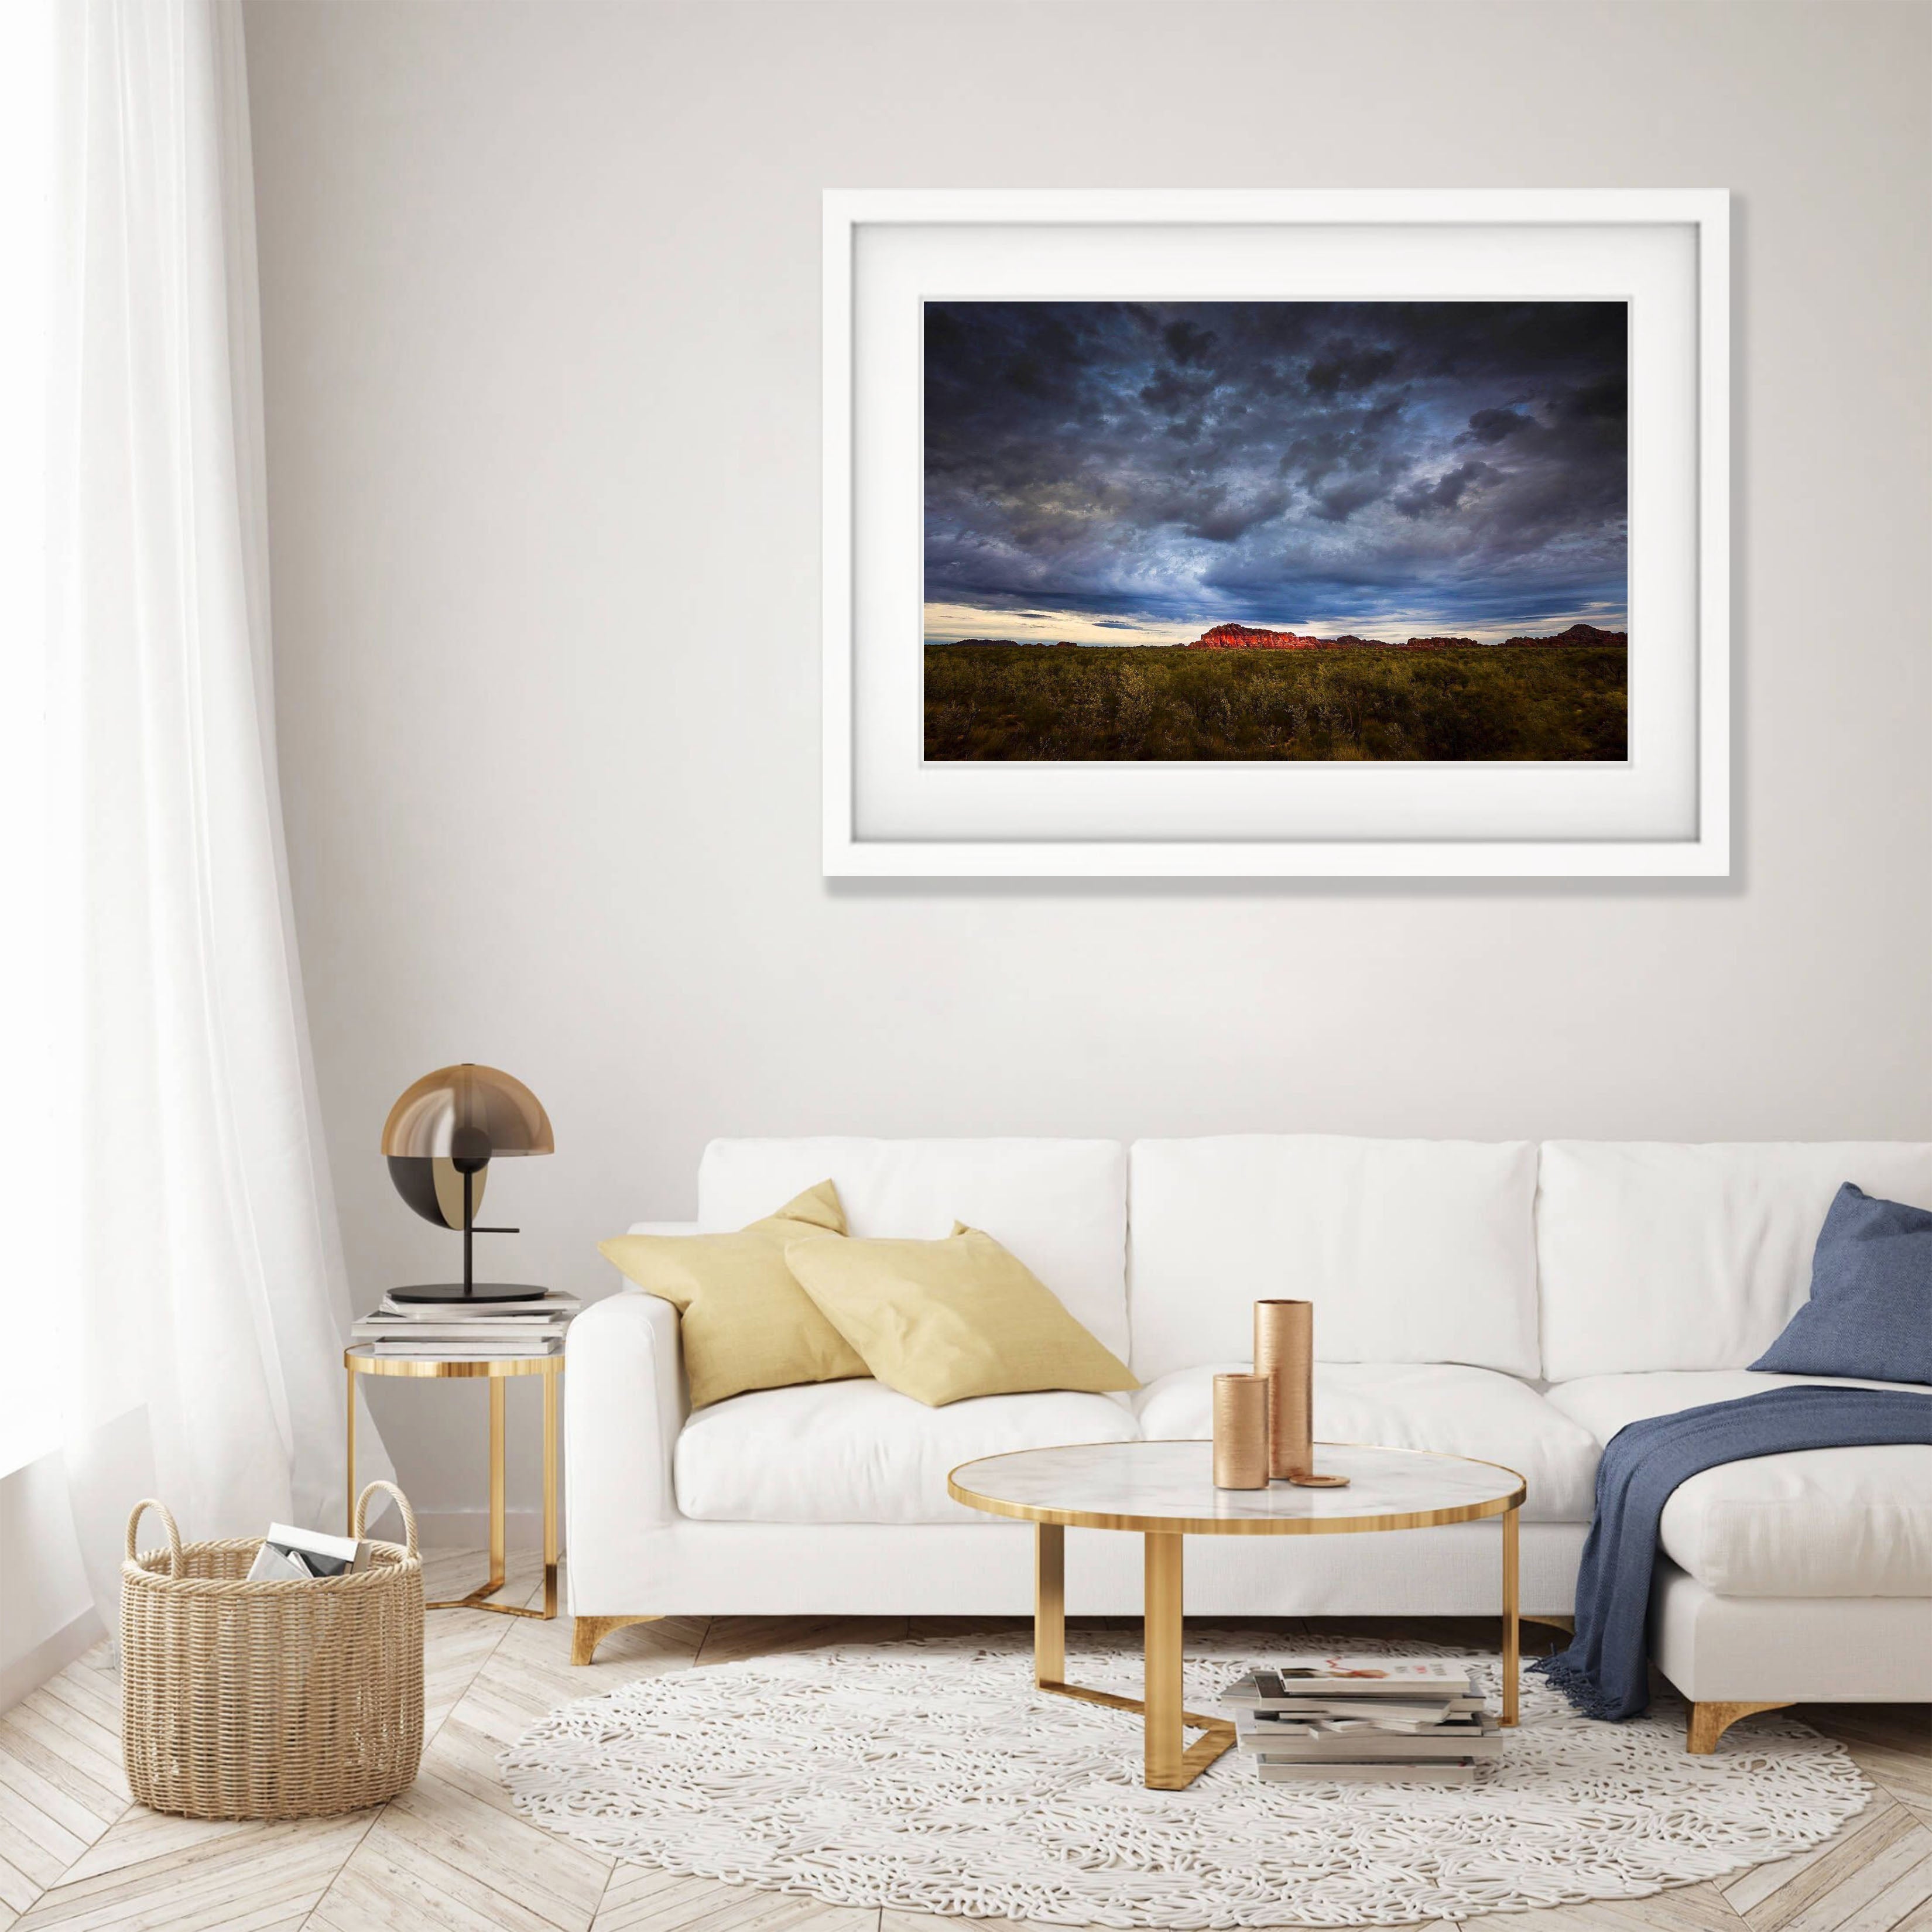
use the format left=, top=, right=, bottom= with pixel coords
left=1751, top=1182, right=1932, bottom=1384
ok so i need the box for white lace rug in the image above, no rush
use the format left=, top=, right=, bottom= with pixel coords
left=501, top=1632, right=1870, bottom=1927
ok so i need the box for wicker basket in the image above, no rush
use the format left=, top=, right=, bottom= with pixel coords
left=121, top=1481, right=424, bottom=1819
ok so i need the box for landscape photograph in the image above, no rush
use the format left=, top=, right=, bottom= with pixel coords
left=923, top=299, right=1629, bottom=762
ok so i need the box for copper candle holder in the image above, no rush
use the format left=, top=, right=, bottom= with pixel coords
left=1211, top=1373, right=1270, bottom=1489
left=1253, top=1299, right=1350, bottom=1488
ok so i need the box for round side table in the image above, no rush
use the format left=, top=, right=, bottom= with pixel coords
left=950, top=1438, right=1525, bottom=1790
left=344, top=1346, right=561, bottom=1619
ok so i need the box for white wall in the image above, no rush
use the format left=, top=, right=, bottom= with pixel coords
left=0, top=1457, right=100, bottom=1710
left=242, top=0, right=1932, bottom=1526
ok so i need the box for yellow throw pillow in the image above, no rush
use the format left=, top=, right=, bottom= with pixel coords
left=783, top=1223, right=1138, bottom=1407
left=598, top=1181, right=868, bottom=1408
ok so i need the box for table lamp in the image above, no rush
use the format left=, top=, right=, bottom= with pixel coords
left=382, top=1063, right=554, bottom=1303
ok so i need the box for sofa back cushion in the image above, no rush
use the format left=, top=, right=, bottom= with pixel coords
left=697, top=1138, right=1129, bottom=1361
left=1127, top=1136, right=1540, bottom=1382
left=1537, top=1142, right=1932, bottom=1382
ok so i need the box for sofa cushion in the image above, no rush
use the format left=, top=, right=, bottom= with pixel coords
left=598, top=1181, right=865, bottom=1408
left=674, top=1379, right=1139, bottom=1525
left=1132, top=1362, right=1598, bottom=1522
left=1536, top=1142, right=1932, bottom=1382
left=1751, top=1184, right=1932, bottom=1385
left=786, top=1226, right=1137, bottom=1406
left=1546, top=1371, right=1932, bottom=1597
left=698, top=1138, right=1130, bottom=1361
left=1128, top=1137, right=1540, bottom=1382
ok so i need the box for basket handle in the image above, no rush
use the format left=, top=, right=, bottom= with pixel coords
left=352, top=1479, right=417, bottom=1556
left=125, top=1499, right=184, bottom=1577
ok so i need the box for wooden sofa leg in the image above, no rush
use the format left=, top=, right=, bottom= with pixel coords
left=1687, top=1700, right=1791, bottom=1753
left=573, top=1614, right=662, bottom=1666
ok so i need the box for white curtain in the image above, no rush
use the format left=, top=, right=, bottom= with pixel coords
left=42, top=0, right=388, bottom=1613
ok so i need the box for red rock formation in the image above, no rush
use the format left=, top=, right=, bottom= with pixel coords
left=1187, top=619, right=1628, bottom=652
left=1189, top=622, right=1331, bottom=650
left=1190, top=622, right=1428, bottom=650
left=1498, top=622, right=1627, bottom=648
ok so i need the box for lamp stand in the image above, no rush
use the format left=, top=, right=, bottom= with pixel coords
left=388, top=1163, right=547, bottom=1304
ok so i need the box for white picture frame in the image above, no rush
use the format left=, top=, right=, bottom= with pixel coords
left=823, top=189, right=1728, bottom=878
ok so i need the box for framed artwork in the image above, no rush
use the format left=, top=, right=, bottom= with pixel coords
left=823, top=190, right=1728, bottom=877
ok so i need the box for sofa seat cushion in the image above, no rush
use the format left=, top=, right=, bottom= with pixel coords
left=1132, top=1362, right=1600, bottom=1522
left=674, top=1379, right=1139, bottom=1525
left=1547, top=1372, right=1932, bottom=1597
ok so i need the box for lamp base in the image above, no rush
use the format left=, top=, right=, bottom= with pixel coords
left=387, top=1282, right=553, bottom=1305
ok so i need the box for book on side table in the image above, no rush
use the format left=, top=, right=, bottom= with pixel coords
left=1222, top=1663, right=1501, bottom=1783
left=351, top=1290, right=580, bottom=1359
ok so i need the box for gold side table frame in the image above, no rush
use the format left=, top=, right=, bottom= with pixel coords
left=345, top=1345, right=561, bottom=1619
left=951, top=1440, right=1525, bottom=1791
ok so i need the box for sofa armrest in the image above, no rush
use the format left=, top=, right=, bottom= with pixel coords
left=566, top=1289, right=686, bottom=1556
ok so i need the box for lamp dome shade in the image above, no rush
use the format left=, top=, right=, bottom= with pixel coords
left=381, top=1064, right=554, bottom=1166
left=389, top=1155, right=487, bottom=1231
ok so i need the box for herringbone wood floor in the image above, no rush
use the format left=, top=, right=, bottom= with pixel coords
left=1, top=1553, right=1926, bottom=1931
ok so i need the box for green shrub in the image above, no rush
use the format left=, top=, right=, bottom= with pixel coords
left=923, top=645, right=1628, bottom=762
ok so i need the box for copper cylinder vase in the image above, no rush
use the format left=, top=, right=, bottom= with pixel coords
left=1211, top=1373, right=1270, bottom=1489
left=1253, top=1300, right=1314, bottom=1481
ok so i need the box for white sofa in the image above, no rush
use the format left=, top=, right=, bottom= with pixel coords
left=566, top=1136, right=1932, bottom=1746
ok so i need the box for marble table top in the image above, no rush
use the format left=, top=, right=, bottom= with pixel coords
left=948, top=1440, right=1523, bottom=1534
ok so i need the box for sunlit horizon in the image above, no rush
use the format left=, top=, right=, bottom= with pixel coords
left=923, top=600, right=1630, bottom=649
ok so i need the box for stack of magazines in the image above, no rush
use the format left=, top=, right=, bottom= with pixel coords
left=351, top=1289, right=580, bottom=1359
left=1221, top=1660, right=1501, bottom=1783
left=247, top=1522, right=372, bottom=1582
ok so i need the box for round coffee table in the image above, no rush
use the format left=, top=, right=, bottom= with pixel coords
left=948, top=1439, right=1526, bottom=1790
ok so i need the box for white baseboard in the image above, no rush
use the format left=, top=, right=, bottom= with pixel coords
left=408, top=1507, right=561, bottom=1553
left=2, top=1606, right=108, bottom=1714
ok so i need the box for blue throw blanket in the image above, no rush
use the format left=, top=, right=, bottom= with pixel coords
left=1536, top=1385, right=1932, bottom=1721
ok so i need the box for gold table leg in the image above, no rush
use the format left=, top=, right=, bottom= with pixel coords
left=1144, top=1531, right=1185, bottom=1787
left=344, top=1364, right=356, bottom=1534
left=425, top=1371, right=561, bottom=1619
left=484, top=1376, right=508, bottom=1595
left=1030, top=1522, right=1234, bottom=1790
left=541, top=1366, right=559, bottom=1618
left=1035, top=1522, right=1065, bottom=1686
left=1502, top=1503, right=1520, bottom=1726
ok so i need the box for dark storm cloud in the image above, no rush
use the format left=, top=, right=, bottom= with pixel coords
left=1462, top=407, right=1534, bottom=446
left=1305, top=344, right=1398, bottom=396
left=1393, top=460, right=1498, bottom=518
left=1162, top=318, right=1218, bottom=366
left=924, top=300, right=1628, bottom=636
